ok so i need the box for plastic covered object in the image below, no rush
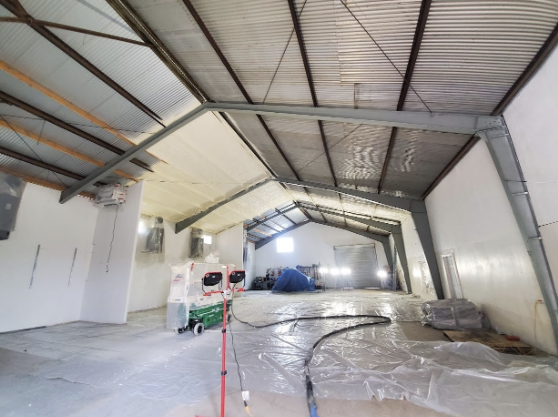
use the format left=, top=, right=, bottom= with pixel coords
left=421, top=298, right=483, bottom=330
left=271, top=269, right=310, bottom=292
left=0, top=172, right=25, bottom=234
left=166, top=263, right=191, bottom=330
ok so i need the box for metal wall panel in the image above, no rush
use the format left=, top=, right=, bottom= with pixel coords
left=334, top=244, right=380, bottom=288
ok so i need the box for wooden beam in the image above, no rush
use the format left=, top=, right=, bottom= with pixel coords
left=252, top=227, right=272, bottom=238
left=0, top=120, right=136, bottom=182
left=0, top=165, right=95, bottom=199
left=0, top=59, right=160, bottom=161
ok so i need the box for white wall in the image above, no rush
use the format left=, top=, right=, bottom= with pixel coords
left=504, top=45, right=558, bottom=290
left=0, top=184, right=98, bottom=332
left=216, top=224, right=244, bottom=269
left=254, top=222, right=389, bottom=277
left=426, top=141, right=555, bottom=354
left=81, top=182, right=144, bottom=324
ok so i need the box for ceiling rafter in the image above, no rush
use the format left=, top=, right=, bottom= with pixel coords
left=377, top=0, right=432, bottom=194
left=0, top=0, right=163, bottom=125
left=0, top=144, right=104, bottom=186
left=0, top=58, right=161, bottom=161
left=106, top=0, right=276, bottom=176
left=0, top=90, right=153, bottom=172
left=287, top=0, right=337, bottom=187
left=0, top=165, right=94, bottom=198
left=0, top=16, right=148, bottom=46
left=180, top=0, right=300, bottom=180
left=0, top=120, right=136, bottom=182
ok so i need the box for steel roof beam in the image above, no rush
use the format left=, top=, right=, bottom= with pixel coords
left=180, top=0, right=300, bottom=180
left=175, top=178, right=272, bottom=234
left=207, top=102, right=501, bottom=135
left=59, top=103, right=207, bottom=203
left=60, top=102, right=500, bottom=203
left=275, top=177, right=422, bottom=212
left=0, top=0, right=163, bottom=125
left=287, top=0, right=337, bottom=187
left=0, top=90, right=153, bottom=172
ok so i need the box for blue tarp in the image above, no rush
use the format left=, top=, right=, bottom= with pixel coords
left=271, top=269, right=313, bottom=292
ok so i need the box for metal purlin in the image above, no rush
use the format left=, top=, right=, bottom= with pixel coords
left=480, top=121, right=558, bottom=350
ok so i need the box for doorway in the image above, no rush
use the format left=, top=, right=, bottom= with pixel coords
left=333, top=244, right=379, bottom=289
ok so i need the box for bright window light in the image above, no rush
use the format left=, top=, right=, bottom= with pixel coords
left=377, top=270, right=388, bottom=279
left=276, top=237, right=294, bottom=253
left=203, top=235, right=212, bottom=245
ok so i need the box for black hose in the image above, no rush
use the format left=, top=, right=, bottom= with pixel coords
left=229, top=289, right=391, bottom=417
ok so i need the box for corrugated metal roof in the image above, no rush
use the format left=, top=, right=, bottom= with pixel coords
left=404, top=0, right=558, bottom=113
left=22, top=0, right=142, bottom=40
left=383, top=128, right=470, bottom=198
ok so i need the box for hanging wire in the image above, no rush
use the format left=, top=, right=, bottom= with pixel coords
left=262, top=0, right=309, bottom=103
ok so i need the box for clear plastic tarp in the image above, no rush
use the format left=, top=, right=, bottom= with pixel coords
left=0, top=291, right=556, bottom=417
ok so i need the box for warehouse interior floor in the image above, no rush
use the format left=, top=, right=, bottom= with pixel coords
left=1, top=290, right=557, bottom=417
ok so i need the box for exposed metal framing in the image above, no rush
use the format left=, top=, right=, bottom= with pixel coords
left=180, top=0, right=300, bottom=180
left=0, top=16, right=148, bottom=46
left=0, top=90, right=153, bottom=172
left=276, top=177, right=418, bottom=212
left=278, top=208, right=297, bottom=225
left=480, top=124, right=558, bottom=348
left=205, top=102, right=502, bottom=135
left=287, top=0, right=337, bottom=186
left=0, top=0, right=163, bottom=124
left=374, top=0, right=432, bottom=193
left=106, top=0, right=275, bottom=175
left=59, top=103, right=501, bottom=203
left=174, top=178, right=272, bottom=233
left=246, top=204, right=297, bottom=231
left=255, top=219, right=310, bottom=249
left=0, top=144, right=103, bottom=185
left=0, top=119, right=136, bottom=181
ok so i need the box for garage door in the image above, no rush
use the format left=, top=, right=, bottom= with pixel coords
left=333, top=244, right=379, bottom=289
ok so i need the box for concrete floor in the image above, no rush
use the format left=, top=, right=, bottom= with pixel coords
left=1, top=290, right=555, bottom=417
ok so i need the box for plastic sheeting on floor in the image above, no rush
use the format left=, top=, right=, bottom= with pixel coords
left=0, top=291, right=557, bottom=417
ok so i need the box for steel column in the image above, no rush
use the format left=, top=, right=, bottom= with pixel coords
left=411, top=204, right=444, bottom=299
left=480, top=125, right=558, bottom=349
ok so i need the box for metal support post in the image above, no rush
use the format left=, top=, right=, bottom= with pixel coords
left=480, top=125, right=558, bottom=349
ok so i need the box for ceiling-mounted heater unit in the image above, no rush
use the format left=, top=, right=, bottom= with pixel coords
left=94, top=184, right=127, bottom=206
